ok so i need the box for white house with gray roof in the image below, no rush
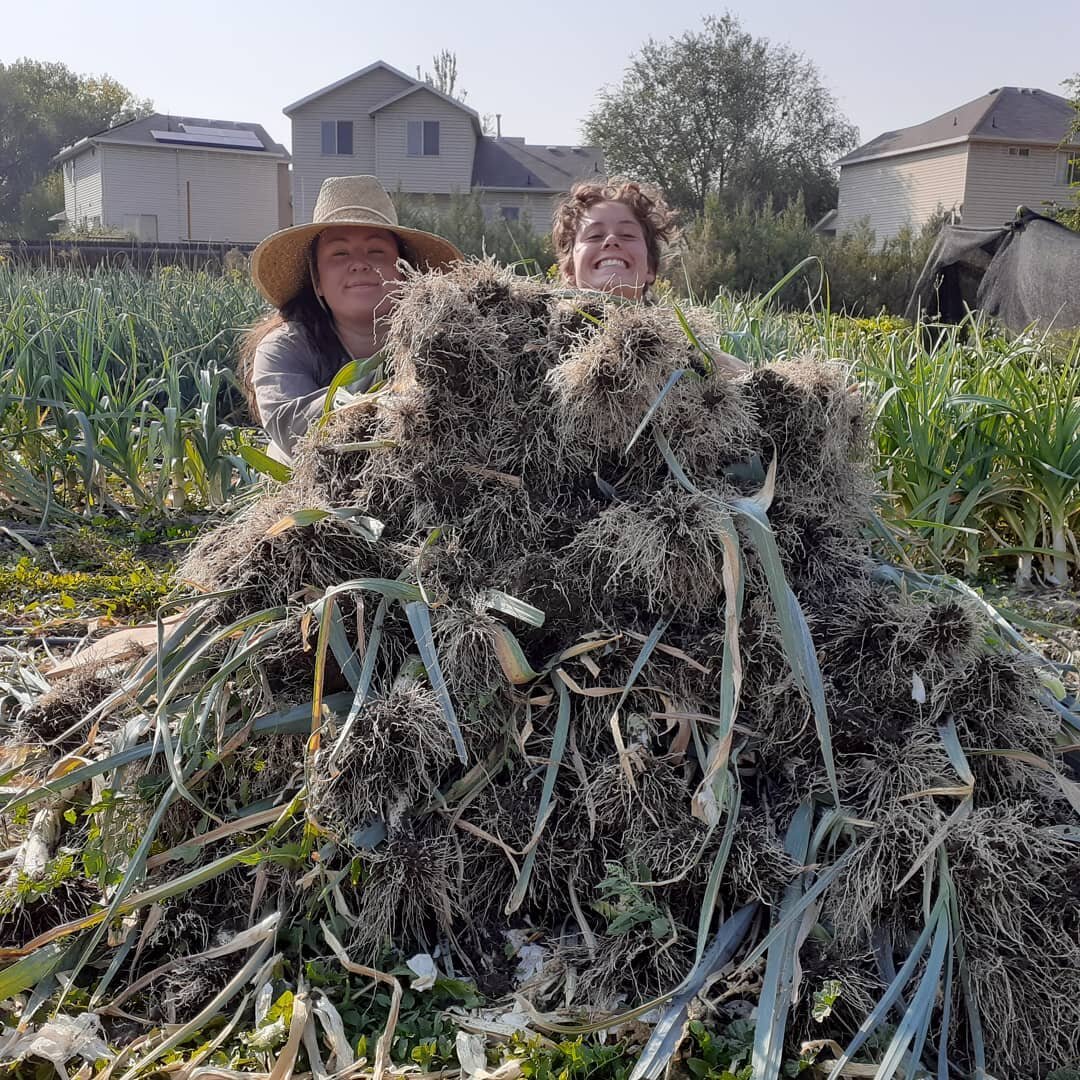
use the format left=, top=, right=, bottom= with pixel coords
left=834, top=87, right=1080, bottom=241
left=284, top=61, right=604, bottom=233
left=52, top=115, right=291, bottom=243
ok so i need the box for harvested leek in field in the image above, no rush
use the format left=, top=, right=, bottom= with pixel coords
left=1, top=261, right=1078, bottom=1078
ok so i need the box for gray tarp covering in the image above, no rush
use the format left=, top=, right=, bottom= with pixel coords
left=906, top=208, right=1080, bottom=330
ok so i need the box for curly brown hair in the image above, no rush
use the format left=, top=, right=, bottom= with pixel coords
left=551, top=179, right=679, bottom=284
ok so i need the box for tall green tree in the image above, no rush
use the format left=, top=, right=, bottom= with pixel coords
left=583, top=14, right=857, bottom=219
left=1058, top=74, right=1080, bottom=231
left=0, top=59, right=152, bottom=236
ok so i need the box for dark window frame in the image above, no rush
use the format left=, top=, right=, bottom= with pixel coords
left=321, top=120, right=354, bottom=156
left=407, top=119, right=441, bottom=157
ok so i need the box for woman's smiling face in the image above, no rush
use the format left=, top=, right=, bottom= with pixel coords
left=569, top=200, right=655, bottom=298
left=314, top=225, right=404, bottom=325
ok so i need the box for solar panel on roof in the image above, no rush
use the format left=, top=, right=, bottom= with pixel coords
left=180, top=123, right=262, bottom=145
left=150, top=129, right=265, bottom=150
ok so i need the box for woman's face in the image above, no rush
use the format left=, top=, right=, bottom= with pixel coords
left=314, top=226, right=404, bottom=326
left=569, top=200, right=655, bottom=298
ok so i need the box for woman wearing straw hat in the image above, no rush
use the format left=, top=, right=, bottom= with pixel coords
left=241, top=175, right=461, bottom=463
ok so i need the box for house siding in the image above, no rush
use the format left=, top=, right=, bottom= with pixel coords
left=63, top=149, right=104, bottom=228
left=100, top=146, right=182, bottom=239
left=289, top=68, right=414, bottom=222
left=101, top=145, right=281, bottom=243
left=961, top=141, right=1077, bottom=228
left=374, top=89, right=475, bottom=195
left=836, top=144, right=969, bottom=241
left=477, top=191, right=559, bottom=234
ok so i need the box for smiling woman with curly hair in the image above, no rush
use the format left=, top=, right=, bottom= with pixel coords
left=551, top=179, right=679, bottom=300
left=552, top=179, right=744, bottom=376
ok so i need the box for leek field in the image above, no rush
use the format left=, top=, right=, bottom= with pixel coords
left=2, top=263, right=1078, bottom=587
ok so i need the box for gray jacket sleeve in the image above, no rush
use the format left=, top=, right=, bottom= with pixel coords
left=251, top=325, right=337, bottom=459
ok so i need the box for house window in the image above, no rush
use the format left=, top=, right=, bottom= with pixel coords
left=1005, top=146, right=1030, bottom=157
left=501, top=206, right=520, bottom=221
left=407, top=120, right=440, bottom=157
left=1064, top=154, right=1080, bottom=186
left=321, top=120, right=353, bottom=156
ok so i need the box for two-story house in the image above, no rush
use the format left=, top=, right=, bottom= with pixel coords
left=52, top=114, right=291, bottom=243
left=832, top=87, right=1080, bottom=241
left=284, top=61, right=604, bottom=233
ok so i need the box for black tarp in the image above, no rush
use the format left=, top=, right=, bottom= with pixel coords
left=905, top=208, right=1080, bottom=330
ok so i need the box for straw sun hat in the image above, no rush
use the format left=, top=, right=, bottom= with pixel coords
left=251, top=175, right=463, bottom=309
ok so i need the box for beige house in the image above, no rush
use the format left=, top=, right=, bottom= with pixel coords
left=834, top=87, right=1080, bottom=241
left=52, top=115, right=291, bottom=243
left=284, top=61, right=603, bottom=232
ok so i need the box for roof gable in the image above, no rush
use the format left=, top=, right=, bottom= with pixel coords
left=283, top=60, right=416, bottom=115
left=838, top=87, right=1078, bottom=166
left=369, top=83, right=481, bottom=132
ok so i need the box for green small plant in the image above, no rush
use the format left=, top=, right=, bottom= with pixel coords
left=593, top=863, right=672, bottom=938
left=685, top=1019, right=754, bottom=1080
left=811, top=978, right=843, bottom=1022
left=0, top=853, right=78, bottom=912
left=510, top=1034, right=633, bottom=1080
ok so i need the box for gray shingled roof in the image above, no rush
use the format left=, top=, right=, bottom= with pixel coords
left=54, top=114, right=289, bottom=164
left=472, top=136, right=604, bottom=191
left=838, top=87, right=1078, bottom=166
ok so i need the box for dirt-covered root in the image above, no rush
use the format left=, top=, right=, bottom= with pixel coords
left=309, top=682, right=458, bottom=838
left=10, top=653, right=134, bottom=755
left=564, top=922, right=695, bottom=1007
left=819, top=738, right=955, bottom=950
left=586, top=758, right=706, bottom=882
left=289, top=403, right=387, bottom=505
left=178, top=486, right=385, bottom=616
left=814, top=581, right=983, bottom=692
left=344, top=814, right=460, bottom=960
left=0, top=866, right=97, bottom=945
left=126, top=954, right=237, bottom=1026
left=947, top=803, right=1080, bottom=1076
left=429, top=603, right=507, bottom=699
left=933, top=652, right=1061, bottom=753
left=786, top=940, right=884, bottom=1050
left=742, top=359, right=868, bottom=484
left=562, top=484, right=739, bottom=617
left=545, top=303, right=703, bottom=454
left=387, top=261, right=553, bottom=399
left=740, top=361, right=874, bottom=567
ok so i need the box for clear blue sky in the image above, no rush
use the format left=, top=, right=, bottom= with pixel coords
left=4, top=0, right=1076, bottom=154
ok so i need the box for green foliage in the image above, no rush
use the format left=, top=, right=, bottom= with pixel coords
left=301, top=958, right=480, bottom=1066
left=1054, top=74, right=1080, bottom=231
left=679, top=198, right=947, bottom=315
left=0, top=854, right=77, bottom=911
left=397, top=190, right=553, bottom=270
left=12, top=172, right=63, bottom=241
left=685, top=1019, right=754, bottom=1080
left=583, top=14, right=856, bottom=218
left=0, top=58, right=152, bottom=235
left=0, top=553, right=171, bottom=628
left=0, top=263, right=265, bottom=517
left=511, top=1034, right=634, bottom=1080
left=811, top=978, right=843, bottom=1022
left=593, top=863, right=672, bottom=938
left=0, top=521, right=186, bottom=631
